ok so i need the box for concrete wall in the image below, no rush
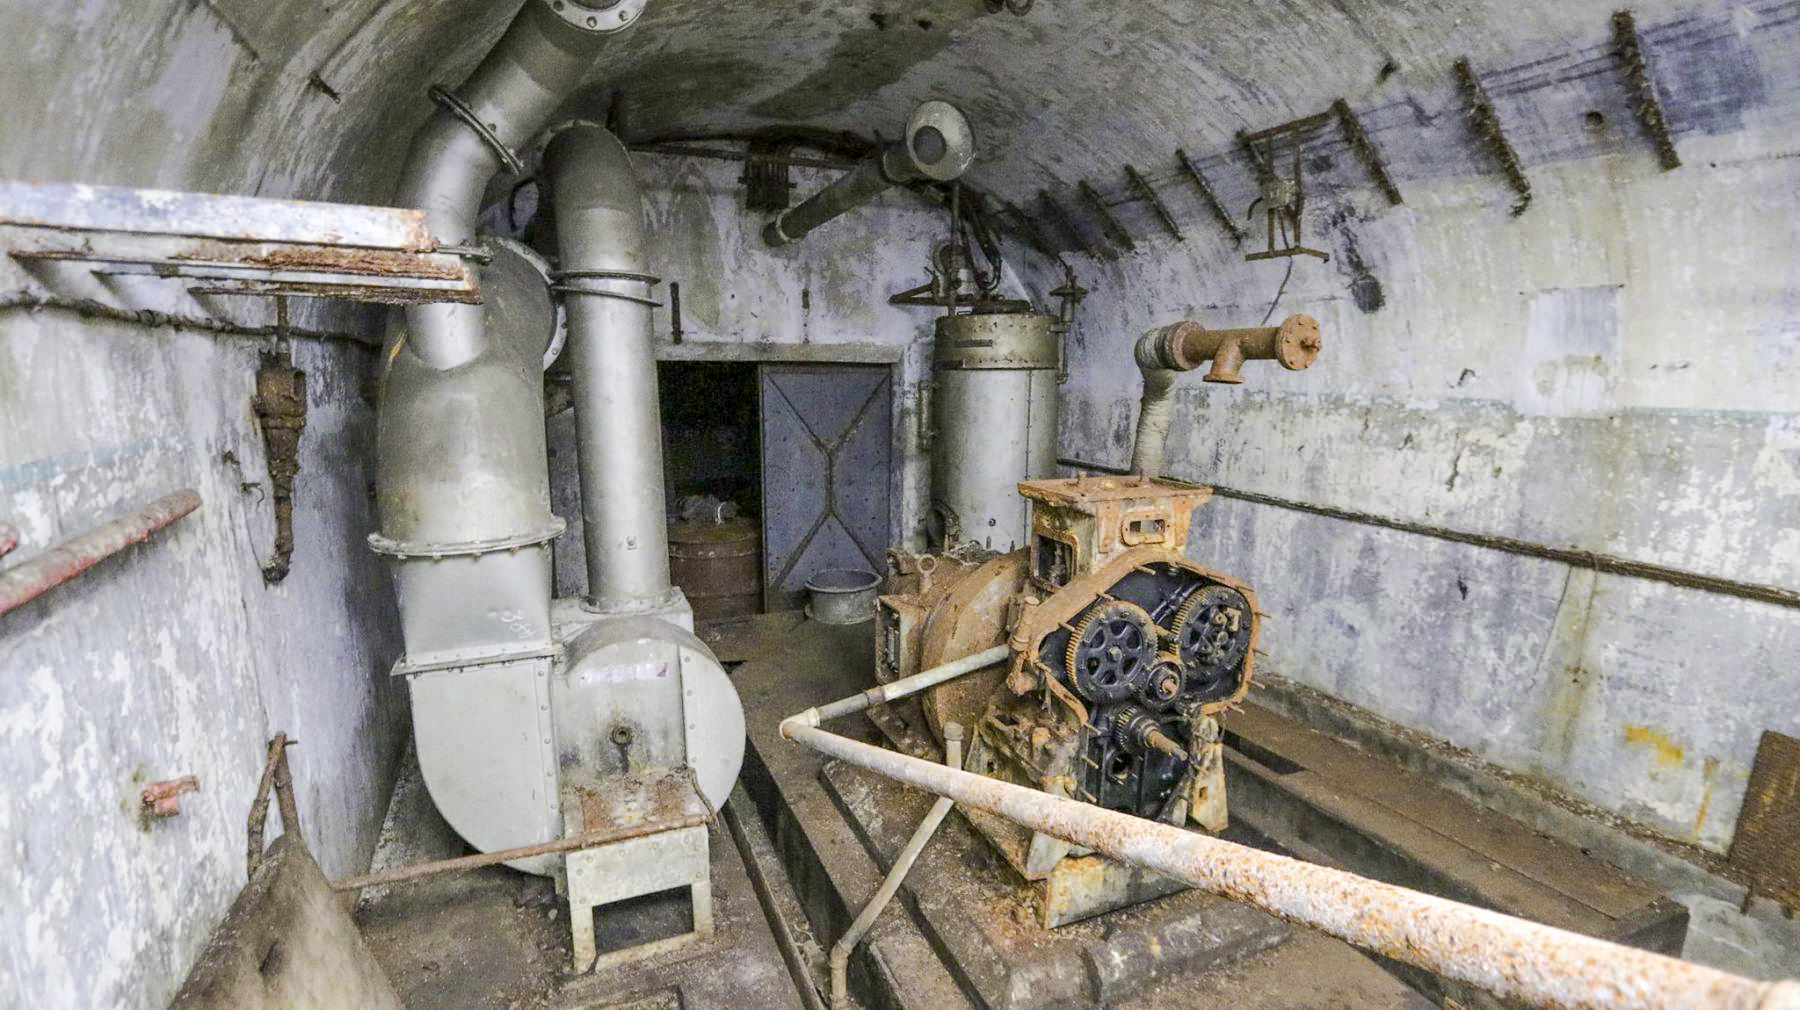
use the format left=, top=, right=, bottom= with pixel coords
left=1051, top=5, right=1800, bottom=855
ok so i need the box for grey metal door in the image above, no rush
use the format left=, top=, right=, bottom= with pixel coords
left=759, top=365, right=893, bottom=610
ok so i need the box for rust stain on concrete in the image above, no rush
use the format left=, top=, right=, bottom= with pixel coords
left=1623, top=725, right=1686, bottom=768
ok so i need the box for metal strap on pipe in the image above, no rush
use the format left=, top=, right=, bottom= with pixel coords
left=428, top=85, right=526, bottom=175
left=549, top=268, right=664, bottom=307
left=779, top=721, right=1800, bottom=1010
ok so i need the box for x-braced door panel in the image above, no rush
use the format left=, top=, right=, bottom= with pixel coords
left=759, top=365, right=893, bottom=611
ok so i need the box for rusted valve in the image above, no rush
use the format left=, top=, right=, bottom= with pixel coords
left=142, top=776, right=200, bottom=818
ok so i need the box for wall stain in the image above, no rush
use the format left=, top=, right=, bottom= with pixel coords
left=1692, top=755, right=1720, bottom=839
left=1624, top=724, right=1687, bottom=768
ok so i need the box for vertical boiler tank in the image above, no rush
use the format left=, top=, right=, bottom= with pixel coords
left=930, top=309, right=1060, bottom=551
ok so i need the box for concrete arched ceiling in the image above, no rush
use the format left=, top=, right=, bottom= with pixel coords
left=6, top=0, right=1766, bottom=224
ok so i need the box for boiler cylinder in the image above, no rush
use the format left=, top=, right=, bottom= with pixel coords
left=930, top=312, right=1060, bottom=552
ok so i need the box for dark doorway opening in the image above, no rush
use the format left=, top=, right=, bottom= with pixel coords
left=660, top=362, right=764, bottom=621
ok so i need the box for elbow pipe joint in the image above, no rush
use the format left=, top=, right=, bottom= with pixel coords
left=763, top=100, right=975, bottom=247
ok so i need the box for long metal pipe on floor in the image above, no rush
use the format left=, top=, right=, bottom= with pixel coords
left=0, top=490, right=199, bottom=617
left=780, top=698, right=1800, bottom=1010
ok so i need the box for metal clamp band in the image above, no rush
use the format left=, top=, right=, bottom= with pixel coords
left=429, top=85, right=526, bottom=176
left=549, top=283, right=663, bottom=308
left=550, top=268, right=663, bottom=286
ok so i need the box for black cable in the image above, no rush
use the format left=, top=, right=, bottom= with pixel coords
left=1260, top=257, right=1294, bottom=325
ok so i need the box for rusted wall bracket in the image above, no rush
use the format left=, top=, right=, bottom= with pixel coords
left=1332, top=99, right=1404, bottom=205
left=1613, top=9, right=1682, bottom=170
left=1175, top=149, right=1246, bottom=245
left=1454, top=58, right=1533, bottom=215
left=1124, top=165, right=1183, bottom=242
left=1077, top=179, right=1136, bottom=255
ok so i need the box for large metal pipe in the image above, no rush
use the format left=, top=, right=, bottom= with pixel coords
left=782, top=720, right=1800, bottom=1010
left=763, top=100, right=975, bottom=247
left=543, top=124, right=675, bottom=611
left=1129, top=314, right=1321, bottom=476
left=395, top=0, right=647, bottom=370
left=0, top=490, right=200, bottom=618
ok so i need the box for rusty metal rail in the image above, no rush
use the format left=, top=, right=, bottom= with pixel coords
left=0, top=489, right=201, bottom=618
left=331, top=814, right=710, bottom=893
left=781, top=719, right=1800, bottom=1010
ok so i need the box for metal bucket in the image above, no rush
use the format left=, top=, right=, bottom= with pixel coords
left=805, top=568, right=881, bottom=625
left=668, top=518, right=761, bottom=622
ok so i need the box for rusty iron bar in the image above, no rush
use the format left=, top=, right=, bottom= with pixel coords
left=0, top=490, right=201, bottom=618
left=1077, top=179, right=1136, bottom=255
left=1454, top=58, right=1533, bottom=215
left=0, top=293, right=380, bottom=348
left=781, top=721, right=1800, bottom=1010
left=1123, top=165, right=1183, bottom=242
left=331, top=813, right=711, bottom=893
left=1175, top=149, right=1246, bottom=245
left=629, top=141, right=859, bottom=172
left=1242, top=110, right=1335, bottom=149
left=246, top=733, right=301, bottom=877
left=142, top=776, right=200, bottom=818
left=1332, top=99, right=1404, bottom=205
left=0, top=523, right=18, bottom=559
left=1613, top=10, right=1682, bottom=170
left=1036, top=189, right=1095, bottom=258
left=1059, top=456, right=1800, bottom=612
left=998, top=201, right=1062, bottom=262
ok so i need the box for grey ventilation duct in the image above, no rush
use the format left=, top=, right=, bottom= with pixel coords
left=763, top=100, right=975, bottom=247
left=543, top=123, right=676, bottom=613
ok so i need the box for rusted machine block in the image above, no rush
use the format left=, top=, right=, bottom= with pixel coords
left=875, top=475, right=1260, bottom=926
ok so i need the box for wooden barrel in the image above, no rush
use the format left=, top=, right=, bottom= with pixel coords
left=668, top=518, right=761, bottom=621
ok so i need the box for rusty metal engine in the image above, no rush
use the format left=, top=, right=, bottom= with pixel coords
left=877, top=474, right=1259, bottom=925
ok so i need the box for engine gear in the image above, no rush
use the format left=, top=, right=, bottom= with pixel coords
left=1065, top=600, right=1157, bottom=703
left=1172, top=584, right=1252, bottom=697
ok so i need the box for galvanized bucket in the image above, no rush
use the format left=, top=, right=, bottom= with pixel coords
left=804, top=568, right=881, bottom=625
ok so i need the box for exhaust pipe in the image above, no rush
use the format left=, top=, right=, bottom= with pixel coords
left=394, top=0, right=648, bottom=370
left=762, top=100, right=975, bottom=247
left=1129, top=314, right=1322, bottom=477
left=543, top=124, right=676, bottom=612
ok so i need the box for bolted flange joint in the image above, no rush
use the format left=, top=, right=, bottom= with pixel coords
left=540, top=0, right=648, bottom=33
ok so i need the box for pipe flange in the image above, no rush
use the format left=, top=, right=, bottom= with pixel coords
left=429, top=85, right=526, bottom=176
left=367, top=516, right=567, bottom=560
left=540, top=0, right=648, bottom=33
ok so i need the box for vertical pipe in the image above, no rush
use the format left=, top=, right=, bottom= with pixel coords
left=544, top=124, right=674, bottom=610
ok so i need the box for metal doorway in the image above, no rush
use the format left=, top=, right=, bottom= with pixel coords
left=759, top=364, right=893, bottom=611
